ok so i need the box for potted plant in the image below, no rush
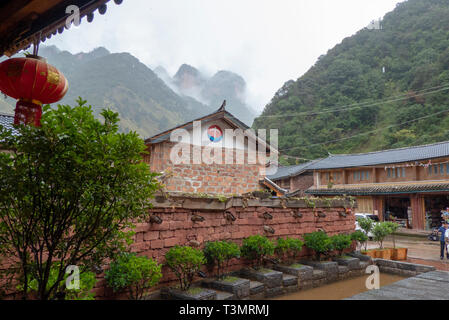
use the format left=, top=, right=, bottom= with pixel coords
left=384, top=221, right=407, bottom=260
left=372, top=222, right=392, bottom=259
left=105, top=252, right=162, bottom=300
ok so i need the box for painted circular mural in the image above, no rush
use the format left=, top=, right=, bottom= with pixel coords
left=207, top=125, right=223, bottom=142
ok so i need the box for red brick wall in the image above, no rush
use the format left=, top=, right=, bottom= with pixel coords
left=147, top=142, right=266, bottom=195
left=92, top=196, right=355, bottom=298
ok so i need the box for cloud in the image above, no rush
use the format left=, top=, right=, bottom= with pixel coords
left=47, top=0, right=401, bottom=114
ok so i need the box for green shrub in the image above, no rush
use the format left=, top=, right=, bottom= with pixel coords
left=105, top=252, right=162, bottom=300
left=304, top=231, right=333, bottom=261
left=372, top=222, right=391, bottom=249
left=330, top=234, right=352, bottom=256
left=275, top=237, right=304, bottom=264
left=203, top=241, right=240, bottom=279
left=351, top=230, right=368, bottom=251
left=20, top=263, right=97, bottom=300
left=165, top=245, right=206, bottom=291
left=240, top=235, right=275, bottom=269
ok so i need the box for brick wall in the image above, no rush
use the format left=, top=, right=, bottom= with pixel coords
left=147, top=142, right=266, bottom=195
left=289, top=172, right=314, bottom=196
left=92, top=195, right=356, bottom=299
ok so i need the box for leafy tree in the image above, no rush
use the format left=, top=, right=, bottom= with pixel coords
left=351, top=230, right=368, bottom=252
left=372, top=222, right=391, bottom=249
left=240, top=235, right=275, bottom=269
left=0, top=98, right=160, bottom=300
left=203, top=241, right=240, bottom=279
left=357, top=217, right=374, bottom=251
left=165, top=246, right=205, bottom=291
left=105, top=252, right=162, bottom=300
left=384, top=221, right=400, bottom=248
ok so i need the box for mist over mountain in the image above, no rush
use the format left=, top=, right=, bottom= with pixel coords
left=157, top=64, right=257, bottom=126
left=253, top=0, right=449, bottom=163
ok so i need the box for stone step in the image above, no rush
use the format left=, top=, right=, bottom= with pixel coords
left=282, top=274, right=298, bottom=287
left=338, top=265, right=349, bottom=274
left=249, top=280, right=265, bottom=295
left=213, top=289, right=235, bottom=300
left=312, top=269, right=326, bottom=280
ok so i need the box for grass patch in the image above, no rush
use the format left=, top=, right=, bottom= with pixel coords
left=290, top=263, right=303, bottom=268
left=258, top=268, right=273, bottom=274
left=186, top=287, right=203, bottom=295
left=221, top=276, right=240, bottom=283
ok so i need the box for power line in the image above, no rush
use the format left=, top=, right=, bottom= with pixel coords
left=277, top=107, right=449, bottom=154
left=257, top=83, right=449, bottom=119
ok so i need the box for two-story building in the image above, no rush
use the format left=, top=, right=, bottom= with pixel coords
left=305, top=141, right=449, bottom=231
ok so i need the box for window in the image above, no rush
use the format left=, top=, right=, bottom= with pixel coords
left=397, top=168, right=400, bottom=178
left=434, top=165, right=438, bottom=174
left=428, top=166, right=432, bottom=175
left=361, top=171, right=365, bottom=180
left=387, top=168, right=391, bottom=177
left=392, top=168, right=396, bottom=178
left=366, top=171, right=370, bottom=180
left=441, top=164, right=445, bottom=175
left=402, top=167, right=406, bottom=178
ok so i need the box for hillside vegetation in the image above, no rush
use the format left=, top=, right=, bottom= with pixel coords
left=253, top=0, right=449, bottom=163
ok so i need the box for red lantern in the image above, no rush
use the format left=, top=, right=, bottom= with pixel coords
left=0, top=55, right=68, bottom=127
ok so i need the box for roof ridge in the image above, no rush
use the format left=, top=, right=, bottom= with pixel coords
left=328, top=140, right=449, bottom=157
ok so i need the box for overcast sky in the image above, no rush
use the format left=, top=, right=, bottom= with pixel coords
left=47, top=0, right=402, bottom=114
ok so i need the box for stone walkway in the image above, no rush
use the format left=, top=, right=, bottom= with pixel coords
left=346, top=270, right=449, bottom=300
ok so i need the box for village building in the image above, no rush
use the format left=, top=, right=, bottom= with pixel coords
left=304, top=141, right=449, bottom=231
left=144, top=103, right=278, bottom=195
left=264, top=161, right=318, bottom=197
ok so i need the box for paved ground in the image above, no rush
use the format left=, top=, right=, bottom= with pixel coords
left=365, top=235, right=449, bottom=271
left=346, top=271, right=449, bottom=300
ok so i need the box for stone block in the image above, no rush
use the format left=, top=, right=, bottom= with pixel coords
left=162, top=287, right=217, bottom=300
left=273, top=264, right=313, bottom=281
left=202, top=277, right=250, bottom=299
left=240, top=268, right=283, bottom=288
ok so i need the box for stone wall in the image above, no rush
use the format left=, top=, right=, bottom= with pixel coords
left=93, top=194, right=356, bottom=298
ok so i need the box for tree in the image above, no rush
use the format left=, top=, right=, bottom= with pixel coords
left=0, top=98, right=160, bottom=300
left=357, top=217, right=374, bottom=251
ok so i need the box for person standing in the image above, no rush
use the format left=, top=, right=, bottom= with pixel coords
left=446, top=225, right=449, bottom=260
left=439, top=222, right=448, bottom=260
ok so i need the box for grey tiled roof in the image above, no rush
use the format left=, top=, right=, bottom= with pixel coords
left=267, top=161, right=318, bottom=181
left=306, top=182, right=449, bottom=196
left=308, top=140, right=449, bottom=169
left=0, top=113, right=17, bottom=135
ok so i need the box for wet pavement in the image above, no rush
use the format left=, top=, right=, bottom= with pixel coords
left=365, top=235, right=449, bottom=271
left=273, top=273, right=406, bottom=300
left=347, top=271, right=449, bottom=300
